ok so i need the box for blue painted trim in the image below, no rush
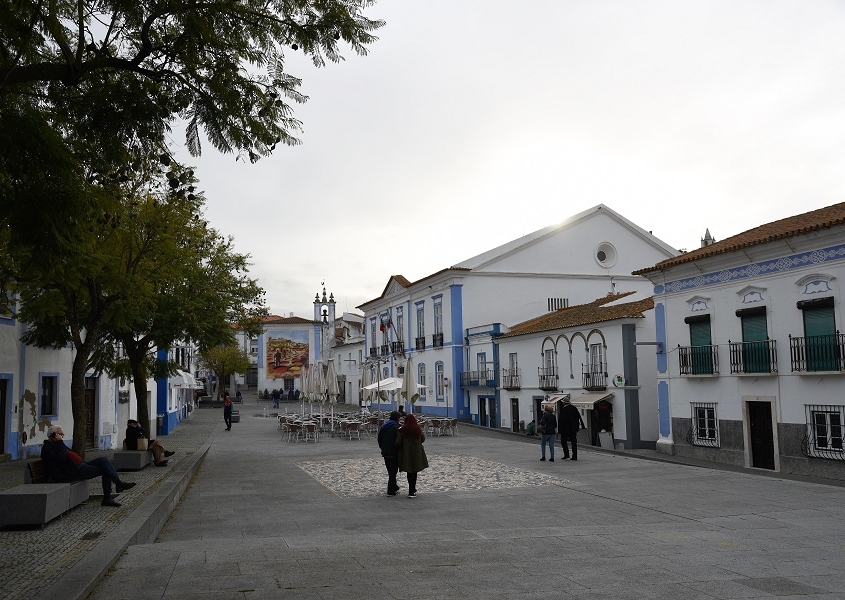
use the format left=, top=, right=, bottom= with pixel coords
left=658, top=381, right=671, bottom=437
left=655, top=302, right=667, bottom=373
left=663, top=243, right=845, bottom=293
left=156, top=348, right=168, bottom=434
left=449, top=286, right=463, bottom=343
left=0, top=316, right=14, bottom=326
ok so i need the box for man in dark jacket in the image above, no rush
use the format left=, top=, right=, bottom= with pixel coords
left=41, top=425, right=136, bottom=507
left=223, top=394, right=233, bottom=431
left=377, top=411, right=401, bottom=496
left=558, top=398, right=587, bottom=460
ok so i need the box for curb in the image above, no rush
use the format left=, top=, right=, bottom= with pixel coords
left=41, top=440, right=212, bottom=600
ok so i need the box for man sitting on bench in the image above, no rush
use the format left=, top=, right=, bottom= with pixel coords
left=126, top=419, right=175, bottom=467
left=41, top=425, right=136, bottom=507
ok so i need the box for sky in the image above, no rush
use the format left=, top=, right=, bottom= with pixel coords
left=171, top=0, right=845, bottom=319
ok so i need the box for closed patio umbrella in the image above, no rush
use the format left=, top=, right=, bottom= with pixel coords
left=401, top=357, right=420, bottom=410
left=325, top=360, right=340, bottom=433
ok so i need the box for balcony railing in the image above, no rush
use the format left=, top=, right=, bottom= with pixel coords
left=432, top=333, right=444, bottom=348
left=729, top=339, right=778, bottom=374
left=678, top=344, right=719, bottom=376
left=538, top=367, right=558, bottom=391
left=415, top=336, right=426, bottom=351
left=460, top=370, right=496, bottom=388
left=369, top=348, right=378, bottom=358
left=581, top=364, right=607, bottom=390
left=790, top=333, right=845, bottom=373
left=501, top=368, right=521, bottom=389
left=391, top=341, right=405, bottom=356
left=379, top=344, right=390, bottom=357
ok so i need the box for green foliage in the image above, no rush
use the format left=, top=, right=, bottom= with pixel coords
left=1, top=0, right=384, bottom=161
left=199, top=344, right=252, bottom=399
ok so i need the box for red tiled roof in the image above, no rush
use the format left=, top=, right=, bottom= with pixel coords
left=262, top=316, right=317, bottom=325
left=633, top=202, right=845, bottom=275
left=502, top=292, right=654, bottom=338
left=358, top=268, right=471, bottom=309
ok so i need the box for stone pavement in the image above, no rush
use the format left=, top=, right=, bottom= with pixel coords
left=3, top=392, right=845, bottom=600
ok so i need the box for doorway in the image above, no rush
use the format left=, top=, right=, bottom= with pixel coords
left=748, top=401, right=775, bottom=470
left=478, top=397, right=487, bottom=427
left=0, top=379, right=7, bottom=455
left=510, top=398, right=519, bottom=433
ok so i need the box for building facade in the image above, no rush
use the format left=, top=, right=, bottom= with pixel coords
left=358, top=205, right=677, bottom=424
left=636, top=202, right=845, bottom=480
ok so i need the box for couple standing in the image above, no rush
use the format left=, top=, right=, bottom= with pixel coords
left=539, top=398, right=586, bottom=461
left=377, top=411, right=429, bottom=498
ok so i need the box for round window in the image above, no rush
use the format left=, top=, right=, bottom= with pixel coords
left=595, top=243, right=617, bottom=268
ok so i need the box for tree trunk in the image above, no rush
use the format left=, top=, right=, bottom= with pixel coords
left=127, top=345, right=151, bottom=436
left=70, top=340, right=91, bottom=458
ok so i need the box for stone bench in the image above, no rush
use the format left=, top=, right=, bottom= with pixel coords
left=0, top=460, right=89, bottom=528
left=113, top=440, right=152, bottom=471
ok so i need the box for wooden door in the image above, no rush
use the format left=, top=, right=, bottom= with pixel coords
left=510, top=398, right=519, bottom=433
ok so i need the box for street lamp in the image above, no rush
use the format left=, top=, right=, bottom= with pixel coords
left=443, top=376, right=450, bottom=418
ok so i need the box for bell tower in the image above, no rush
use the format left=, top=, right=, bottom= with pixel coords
left=313, top=283, right=337, bottom=361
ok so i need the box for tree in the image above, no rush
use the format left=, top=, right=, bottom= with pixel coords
left=199, top=345, right=252, bottom=400
left=1, top=0, right=384, bottom=162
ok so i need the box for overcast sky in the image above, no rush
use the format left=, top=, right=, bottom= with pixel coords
left=172, top=0, right=845, bottom=319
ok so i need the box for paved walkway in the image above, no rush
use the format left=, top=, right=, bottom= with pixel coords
left=3, top=392, right=845, bottom=599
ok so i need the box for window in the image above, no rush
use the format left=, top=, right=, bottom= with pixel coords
left=40, top=375, right=58, bottom=417
left=690, top=402, right=719, bottom=447
left=433, top=297, right=443, bottom=335
left=741, top=309, right=769, bottom=372
left=435, top=362, right=444, bottom=399
left=801, top=299, right=838, bottom=371
left=544, top=349, right=555, bottom=372
left=477, top=353, right=487, bottom=373
left=548, top=297, right=569, bottom=312
left=370, top=318, right=377, bottom=348
left=805, top=405, right=844, bottom=460
left=416, top=304, right=425, bottom=338
left=683, top=314, right=715, bottom=375
left=396, top=310, right=404, bottom=342
left=418, top=363, right=427, bottom=398
left=589, top=343, right=603, bottom=373
left=509, top=353, right=518, bottom=371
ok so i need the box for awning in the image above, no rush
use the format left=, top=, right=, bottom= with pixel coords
left=571, top=391, right=614, bottom=410
left=541, top=394, right=570, bottom=407
left=172, top=370, right=199, bottom=388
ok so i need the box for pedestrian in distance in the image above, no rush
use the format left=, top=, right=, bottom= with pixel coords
left=395, top=414, right=429, bottom=498
left=41, top=425, right=136, bottom=507
left=397, top=405, right=406, bottom=420
left=377, top=410, right=401, bottom=496
left=538, top=405, right=557, bottom=462
left=558, top=398, right=586, bottom=460
left=223, top=394, right=233, bottom=431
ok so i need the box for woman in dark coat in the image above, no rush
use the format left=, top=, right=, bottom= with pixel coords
left=395, top=414, right=429, bottom=498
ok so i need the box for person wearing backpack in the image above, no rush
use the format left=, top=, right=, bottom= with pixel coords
left=538, top=405, right=558, bottom=462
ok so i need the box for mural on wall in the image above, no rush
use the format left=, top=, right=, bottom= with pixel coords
left=266, top=330, right=309, bottom=379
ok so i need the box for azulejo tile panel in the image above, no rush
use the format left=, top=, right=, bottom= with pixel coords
left=297, top=454, right=571, bottom=498
left=660, top=244, right=845, bottom=294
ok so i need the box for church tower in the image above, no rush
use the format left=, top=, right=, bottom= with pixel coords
left=313, top=284, right=337, bottom=361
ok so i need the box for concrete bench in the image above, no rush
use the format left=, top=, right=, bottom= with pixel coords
left=113, top=440, right=152, bottom=471
left=0, top=460, right=89, bottom=528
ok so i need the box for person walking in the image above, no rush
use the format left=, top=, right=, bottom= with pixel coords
left=538, top=405, right=557, bottom=462
left=377, top=410, right=401, bottom=496
left=41, top=425, right=136, bottom=507
left=395, top=414, right=429, bottom=498
left=223, top=394, right=233, bottom=431
left=558, top=398, right=586, bottom=460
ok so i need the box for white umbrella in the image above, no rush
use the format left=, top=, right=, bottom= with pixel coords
left=325, top=360, right=340, bottom=433
left=299, top=364, right=309, bottom=416
left=362, top=376, right=403, bottom=391
left=401, top=357, right=420, bottom=408
left=312, top=362, right=326, bottom=418
left=360, top=365, right=372, bottom=406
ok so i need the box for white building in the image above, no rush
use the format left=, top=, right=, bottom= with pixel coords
left=358, top=205, right=677, bottom=424
left=332, top=312, right=365, bottom=405
left=495, top=291, right=659, bottom=449
left=635, top=202, right=845, bottom=480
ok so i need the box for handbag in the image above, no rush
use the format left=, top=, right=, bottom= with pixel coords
left=136, top=438, right=149, bottom=451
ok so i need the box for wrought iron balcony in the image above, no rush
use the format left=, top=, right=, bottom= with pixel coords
left=501, top=368, right=521, bottom=390
left=432, top=333, right=444, bottom=348
left=678, top=344, right=719, bottom=376
left=369, top=348, right=378, bottom=358
left=581, top=364, right=607, bottom=390
left=379, top=344, right=390, bottom=357
left=789, top=333, right=845, bottom=372
left=460, top=370, right=495, bottom=388
left=415, top=336, right=426, bottom=351
left=728, top=339, right=778, bottom=374
left=391, top=341, right=405, bottom=356
left=538, top=367, right=558, bottom=391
